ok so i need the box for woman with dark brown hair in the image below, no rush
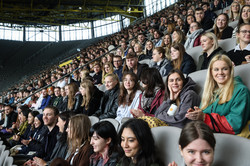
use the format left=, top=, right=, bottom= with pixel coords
left=166, top=43, right=196, bottom=75
left=66, top=114, right=92, bottom=166
left=65, top=82, right=82, bottom=114
left=211, top=13, right=234, bottom=40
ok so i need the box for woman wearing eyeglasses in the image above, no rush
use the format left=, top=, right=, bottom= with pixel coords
left=227, top=23, right=250, bottom=65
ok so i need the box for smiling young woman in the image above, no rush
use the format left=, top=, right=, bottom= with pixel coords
left=117, top=119, right=163, bottom=166
left=168, top=121, right=216, bottom=166
left=186, top=54, right=250, bottom=135
left=89, top=121, right=118, bottom=166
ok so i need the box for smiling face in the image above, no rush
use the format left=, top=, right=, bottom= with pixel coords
left=170, top=47, right=180, bottom=60
left=180, top=138, right=214, bottom=166
left=57, top=117, right=66, bottom=133
left=146, top=41, right=153, bottom=50
left=237, top=24, right=250, bottom=44
left=163, top=35, right=171, bottom=45
left=90, top=132, right=110, bottom=154
left=104, top=64, right=111, bottom=73
left=28, top=113, right=35, bottom=125
left=241, top=6, right=250, bottom=22
left=43, top=108, right=57, bottom=127
left=121, top=127, right=140, bottom=160
left=216, top=15, right=227, bottom=30
left=211, top=60, right=230, bottom=88
left=172, top=31, right=179, bottom=42
left=123, top=74, right=136, bottom=91
left=168, top=72, right=184, bottom=93
left=105, top=76, right=118, bottom=91
left=34, top=117, right=42, bottom=128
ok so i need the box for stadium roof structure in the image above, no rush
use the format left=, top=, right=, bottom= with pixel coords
left=0, top=0, right=144, bottom=26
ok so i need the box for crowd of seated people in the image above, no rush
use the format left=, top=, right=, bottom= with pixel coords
left=0, top=0, right=250, bottom=165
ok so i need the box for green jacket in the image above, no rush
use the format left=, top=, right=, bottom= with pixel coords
left=203, top=76, right=250, bottom=134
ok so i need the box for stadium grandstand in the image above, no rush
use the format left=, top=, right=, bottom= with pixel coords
left=0, top=0, right=250, bottom=165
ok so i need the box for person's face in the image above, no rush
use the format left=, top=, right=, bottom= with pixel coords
left=105, top=76, right=118, bottom=91
left=168, top=73, right=183, bottom=93
left=42, top=89, right=48, bottom=98
left=202, top=5, right=208, bottom=12
left=163, top=35, right=171, bottom=45
left=126, top=58, right=138, bottom=69
left=200, top=36, right=214, bottom=52
left=216, top=15, right=227, bottom=30
left=90, top=132, right=111, bottom=154
left=43, top=108, right=56, bottom=126
left=66, top=121, right=72, bottom=139
left=154, top=31, right=160, bottom=39
left=146, top=41, right=153, bottom=50
left=190, top=22, right=199, bottom=33
left=231, top=3, right=240, bottom=12
left=61, top=89, right=66, bottom=96
left=138, top=35, right=145, bottom=43
left=180, top=138, right=214, bottom=166
left=93, top=65, right=101, bottom=74
left=48, top=89, right=54, bottom=96
left=34, top=117, right=42, bottom=128
left=4, top=106, right=13, bottom=115
left=241, top=6, right=250, bottom=21
left=237, top=25, right=250, bottom=43
left=28, top=113, right=34, bottom=125
left=19, top=112, right=27, bottom=122
left=211, top=60, right=230, bottom=88
left=152, top=49, right=163, bottom=62
left=121, top=127, right=140, bottom=160
left=195, top=10, right=204, bottom=22
left=113, top=57, right=123, bottom=68
left=246, top=0, right=250, bottom=5
left=214, top=0, right=219, bottom=5
left=172, top=31, right=179, bottom=42
left=65, top=86, right=70, bottom=96
left=121, top=43, right=127, bottom=50
left=123, top=74, right=135, bottom=91
left=171, top=47, right=180, bottom=60
left=79, top=86, right=86, bottom=96
left=104, top=64, right=111, bottom=73
left=134, top=44, right=141, bottom=53
left=187, top=9, right=194, bottom=15
left=54, top=88, right=61, bottom=97
left=177, top=19, right=183, bottom=26
left=57, top=117, right=66, bottom=133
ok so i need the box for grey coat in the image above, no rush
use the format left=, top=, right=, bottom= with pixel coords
left=155, top=77, right=201, bottom=128
left=149, top=58, right=170, bottom=77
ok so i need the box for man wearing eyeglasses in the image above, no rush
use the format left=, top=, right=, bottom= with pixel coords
left=113, top=55, right=123, bottom=81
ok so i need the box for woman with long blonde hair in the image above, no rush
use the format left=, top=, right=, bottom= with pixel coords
left=65, top=82, right=82, bottom=114
left=79, top=79, right=103, bottom=115
left=197, top=32, right=225, bottom=70
left=229, top=2, right=241, bottom=22
left=186, top=54, right=250, bottom=135
left=102, top=62, right=114, bottom=84
left=66, top=114, right=92, bottom=166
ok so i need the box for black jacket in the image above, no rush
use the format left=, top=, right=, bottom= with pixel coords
left=58, top=96, right=68, bottom=113
left=89, top=152, right=118, bottom=166
left=197, top=47, right=225, bottom=70
left=93, top=84, right=119, bottom=120
left=6, top=111, right=18, bottom=129
left=82, top=87, right=104, bottom=116
left=47, top=132, right=68, bottom=164
left=68, top=93, right=83, bottom=114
